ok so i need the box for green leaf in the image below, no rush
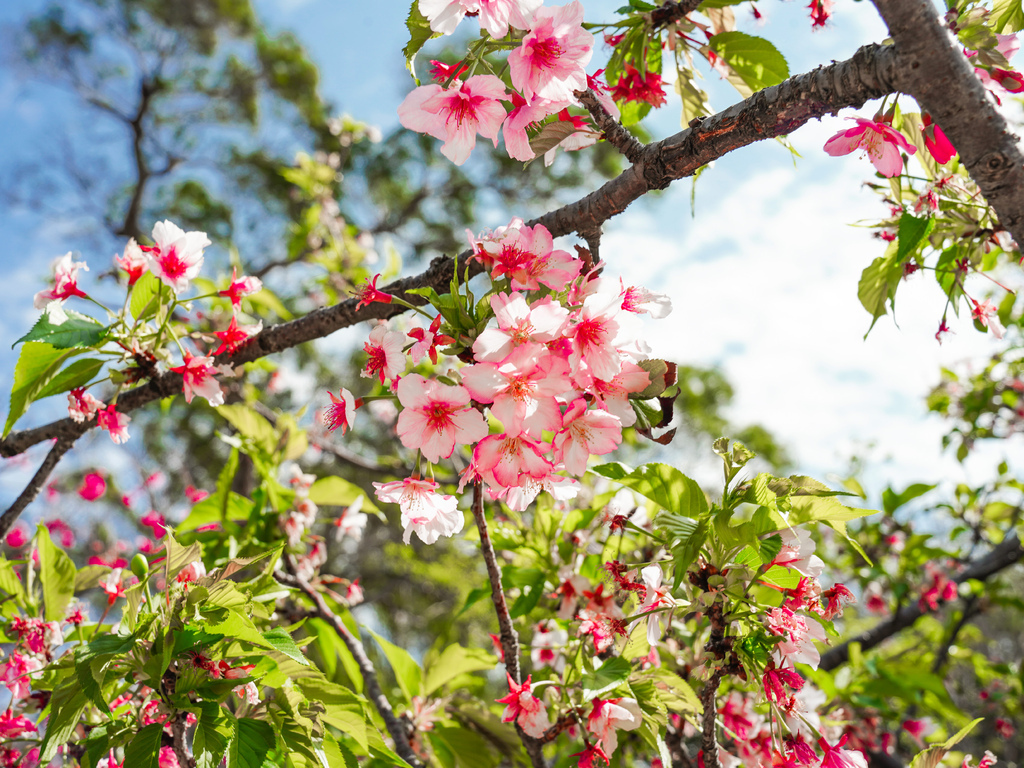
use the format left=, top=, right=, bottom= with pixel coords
left=297, top=678, right=369, bottom=750
left=307, top=476, right=380, bottom=513
left=37, top=524, right=76, bottom=621
left=40, top=683, right=90, bottom=762
left=123, top=723, right=164, bottom=768
left=432, top=727, right=498, bottom=768
left=5, top=342, right=81, bottom=437
left=581, top=656, right=632, bottom=701
left=14, top=310, right=107, bottom=349
left=404, top=3, right=440, bottom=83
left=195, top=702, right=237, bottom=768
left=675, top=65, right=711, bottom=126
left=0, top=558, right=26, bottom=602
left=228, top=717, right=277, bottom=768
left=263, top=627, right=310, bottom=666
left=218, top=404, right=279, bottom=454
left=130, top=272, right=162, bottom=321
left=882, top=483, right=936, bottom=515
left=896, top=213, right=935, bottom=262
left=857, top=253, right=902, bottom=335
left=35, top=358, right=105, bottom=400
left=593, top=462, right=708, bottom=517
left=368, top=629, right=422, bottom=701
left=708, top=32, right=789, bottom=92
left=908, top=717, right=984, bottom=768
left=424, top=644, right=495, bottom=696
left=163, top=534, right=203, bottom=582
left=992, top=0, right=1024, bottom=32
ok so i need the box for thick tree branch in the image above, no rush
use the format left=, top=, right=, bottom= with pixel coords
left=871, top=0, right=1024, bottom=250
left=820, top=534, right=1023, bottom=671
left=575, top=88, right=646, bottom=164
left=280, top=567, right=424, bottom=768
left=470, top=482, right=547, bottom=768
left=0, top=437, right=77, bottom=541
left=649, top=0, right=705, bottom=27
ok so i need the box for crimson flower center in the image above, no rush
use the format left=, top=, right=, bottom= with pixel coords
left=160, top=247, right=188, bottom=279
left=529, top=38, right=564, bottom=68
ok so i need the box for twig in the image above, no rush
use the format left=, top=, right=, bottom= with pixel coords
left=820, top=534, right=1023, bottom=671
left=280, top=566, right=424, bottom=768
left=0, top=436, right=77, bottom=541
left=470, top=482, right=547, bottom=768
left=699, top=669, right=722, bottom=768
left=575, top=88, right=646, bottom=164
left=931, top=595, right=980, bottom=674
left=665, top=719, right=696, bottom=768
left=171, top=713, right=196, bottom=768
left=649, top=0, right=705, bottom=26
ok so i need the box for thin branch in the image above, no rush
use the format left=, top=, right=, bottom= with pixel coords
left=171, top=713, right=196, bottom=768
left=575, top=88, right=646, bottom=164
left=871, top=0, right=1024, bottom=250
left=0, top=437, right=77, bottom=542
left=930, top=595, right=980, bottom=674
left=699, top=670, right=722, bottom=768
left=649, top=0, right=705, bottom=27
left=820, top=534, right=1023, bottom=671
left=470, top=482, right=547, bottom=768
left=280, top=567, right=425, bottom=768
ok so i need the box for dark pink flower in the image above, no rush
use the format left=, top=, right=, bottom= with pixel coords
left=609, top=65, right=666, bottom=108
left=496, top=674, right=551, bottom=738
left=33, top=253, right=89, bottom=309
left=78, top=472, right=107, bottom=501
left=219, top=266, right=262, bottom=307
left=921, top=114, right=956, bottom=164
left=823, top=118, right=916, bottom=177
left=97, top=405, right=131, bottom=444
left=354, top=274, right=394, bottom=310
left=324, top=388, right=358, bottom=435
left=141, top=511, right=168, bottom=539
left=212, top=315, right=261, bottom=356
left=170, top=354, right=224, bottom=406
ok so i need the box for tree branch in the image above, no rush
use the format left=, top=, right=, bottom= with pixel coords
left=280, top=567, right=424, bottom=768
left=871, top=0, right=1024, bottom=250
left=0, top=436, right=77, bottom=541
left=575, top=88, right=646, bottom=164
left=649, top=0, right=705, bottom=27
left=470, top=482, right=547, bottom=768
left=171, top=713, right=196, bottom=768
left=699, top=670, right=723, bottom=768
left=820, top=534, right=1023, bottom=671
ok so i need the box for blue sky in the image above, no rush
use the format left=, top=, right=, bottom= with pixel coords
left=1, top=0, right=1019, bottom=516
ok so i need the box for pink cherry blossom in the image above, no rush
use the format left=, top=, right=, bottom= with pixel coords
left=0, top=652, right=42, bottom=700
left=765, top=606, right=827, bottom=669
left=324, top=388, right=358, bottom=435
left=68, top=387, right=104, bottom=423
left=333, top=497, right=368, bottom=542
left=509, top=1, right=594, bottom=103
left=818, top=735, right=868, bottom=768
left=101, top=568, right=126, bottom=605
left=5, top=526, right=28, bottom=548
left=638, top=564, right=674, bottom=645
left=719, top=692, right=759, bottom=740
left=619, top=281, right=673, bottom=318
left=772, top=528, right=824, bottom=578
left=530, top=619, right=568, bottom=671
left=763, top=662, right=804, bottom=706
left=502, top=469, right=579, bottom=512
left=398, top=75, right=508, bottom=165
left=501, top=92, right=568, bottom=161
left=234, top=681, right=261, bottom=706
left=97, top=405, right=131, bottom=444
left=587, top=697, right=642, bottom=754
left=141, top=511, right=168, bottom=538
left=0, top=709, right=37, bottom=739
left=354, top=274, right=394, bottom=309
left=362, top=321, right=407, bottom=385
left=589, top=362, right=649, bottom=427
left=473, top=292, right=570, bottom=362
left=408, top=314, right=455, bottom=365
left=373, top=477, right=463, bottom=544
left=921, top=113, right=956, bottom=164
left=496, top=674, right=552, bottom=738
left=33, top=252, right=89, bottom=309
left=395, top=373, right=489, bottom=463
left=823, top=118, right=916, bottom=177
left=78, top=472, right=106, bottom=501
left=219, top=266, right=262, bottom=307
left=115, top=238, right=147, bottom=285
left=158, top=746, right=180, bottom=768
left=170, top=354, right=224, bottom=406
left=554, top=398, right=622, bottom=476
left=462, top=344, right=572, bottom=437
left=469, top=218, right=582, bottom=291
left=145, top=220, right=211, bottom=294
left=971, top=298, right=1005, bottom=339
left=472, top=433, right=552, bottom=489
left=568, top=290, right=634, bottom=385
left=211, top=315, right=262, bottom=356
left=419, top=0, right=541, bottom=37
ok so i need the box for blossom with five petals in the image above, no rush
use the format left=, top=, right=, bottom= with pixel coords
left=395, top=373, right=489, bottom=463
left=115, top=238, right=147, bottom=285
left=144, top=220, right=211, bottom=294
left=97, top=405, right=131, bottom=444
left=373, top=476, right=463, bottom=544
left=823, top=118, right=916, bottom=178
left=361, top=321, right=407, bottom=385
left=419, top=0, right=541, bottom=37
left=398, top=75, right=508, bottom=165
left=554, top=398, right=622, bottom=476
left=212, top=315, right=262, bottom=356
left=971, top=298, right=1005, bottom=339
left=324, top=388, right=358, bottom=435
left=33, top=252, right=89, bottom=309
left=170, top=354, right=224, bottom=406
left=219, top=267, right=263, bottom=307
left=586, top=697, right=642, bottom=754
left=496, top=673, right=552, bottom=738
left=469, top=219, right=582, bottom=291
left=509, top=1, right=593, bottom=103
left=473, top=292, right=569, bottom=362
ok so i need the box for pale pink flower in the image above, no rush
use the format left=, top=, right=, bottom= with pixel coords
left=333, top=497, right=368, bottom=543
left=496, top=674, right=552, bottom=738
left=170, top=354, right=224, bottom=406
left=234, top=681, right=261, bottom=706
left=473, top=292, right=570, bottom=362
left=462, top=344, right=572, bottom=437
left=420, top=0, right=541, bottom=37
left=176, top=561, right=207, bottom=584
left=501, top=92, right=568, bottom=161
left=568, top=291, right=632, bottom=385
left=772, top=528, right=824, bottom=578
left=472, top=433, right=552, bottom=489
left=398, top=75, right=508, bottom=165
left=362, top=322, right=407, bottom=385
left=619, top=281, right=673, bottom=318
left=765, top=606, right=827, bottom=669
left=395, top=373, right=489, bottom=463
left=554, top=573, right=590, bottom=619
left=469, top=219, right=582, bottom=291
left=639, top=564, right=674, bottom=645
left=373, top=477, right=463, bottom=544
left=590, top=362, right=649, bottom=427
left=97, top=405, right=131, bottom=444
left=146, top=220, right=211, bottom=294
left=530, top=619, right=568, bottom=671
left=823, top=118, right=916, bottom=178
left=509, top=1, right=594, bottom=103
left=586, top=697, right=642, bottom=754
left=34, top=252, right=89, bottom=309
left=115, top=238, right=147, bottom=286
left=971, top=298, right=1005, bottom=339
left=502, top=469, right=578, bottom=512
left=68, top=387, right=104, bottom=423
left=553, top=398, right=622, bottom=476
left=324, top=388, right=357, bottom=435
left=0, top=652, right=43, bottom=700
left=219, top=267, right=262, bottom=307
